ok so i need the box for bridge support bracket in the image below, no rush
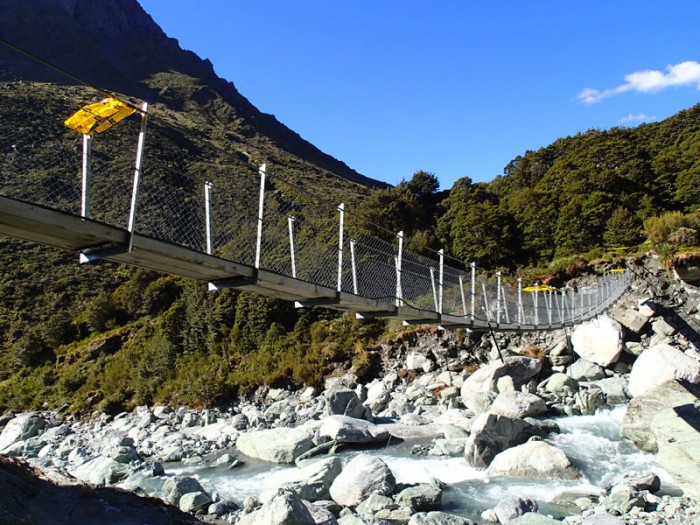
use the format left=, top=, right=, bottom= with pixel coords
left=208, top=276, right=258, bottom=291
left=79, top=243, right=129, bottom=263
left=294, top=294, right=340, bottom=309
left=355, top=309, right=398, bottom=319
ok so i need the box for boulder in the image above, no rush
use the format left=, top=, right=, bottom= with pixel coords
left=462, top=391, right=496, bottom=415
left=568, top=359, right=606, bottom=381
left=161, top=476, right=208, bottom=506
left=542, top=373, right=578, bottom=396
left=651, top=317, right=677, bottom=337
left=620, top=380, right=700, bottom=452
left=260, top=456, right=342, bottom=502
left=0, top=414, right=46, bottom=452
left=493, top=497, right=538, bottom=524
left=329, top=454, right=396, bottom=507
left=407, top=351, right=434, bottom=373
left=318, top=415, right=391, bottom=445
left=651, top=402, right=700, bottom=500
left=70, top=456, right=130, bottom=486
left=355, top=493, right=397, bottom=515
left=238, top=489, right=315, bottom=525
left=489, top=391, right=547, bottom=419
left=364, top=381, right=392, bottom=412
left=408, top=512, right=473, bottom=524
left=594, top=376, right=630, bottom=405
left=326, top=387, right=371, bottom=420
left=571, top=316, right=624, bottom=367
left=460, top=357, right=542, bottom=401
left=627, top=344, right=700, bottom=397
left=609, top=305, right=648, bottom=333
left=394, top=483, right=442, bottom=512
left=464, top=413, right=539, bottom=468
left=487, top=441, right=579, bottom=479
left=236, top=425, right=315, bottom=464
left=179, top=491, right=212, bottom=513
left=581, top=514, right=623, bottom=525
left=509, top=514, right=563, bottom=525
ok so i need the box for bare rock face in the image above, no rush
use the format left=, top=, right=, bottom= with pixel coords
left=571, top=316, right=624, bottom=367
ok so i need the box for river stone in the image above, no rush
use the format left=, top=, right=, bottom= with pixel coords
left=509, top=514, right=563, bottom=525
left=0, top=414, right=46, bottom=453
left=651, top=402, right=700, bottom=500
left=543, top=373, right=579, bottom=396
left=236, top=425, right=315, bottom=464
left=329, top=454, right=396, bottom=507
left=460, top=357, right=542, bottom=401
left=179, top=491, right=212, bottom=513
left=318, top=415, right=390, bottom=444
left=239, top=489, right=315, bottom=525
left=488, top=441, right=579, bottom=479
left=70, top=456, right=131, bottom=486
left=162, top=476, right=208, bottom=506
left=260, top=456, right=342, bottom=502
left=651, top=317, right=677, bottom=336
left=364, top=381, right=392, bottom=412
left=568, top=359, right=606, bottom=381
left=355, top=493, right=397, bottom=515
left=407, top=350, right=434, bottom=372
left=594, top=376, right=630, bottom=405
left=489, top=391, right=547, bottom=419
left=493, top=497, right=538, bottom=524
left=620, top=380, right=700, bottom=452
left=462, top=391, right=497, bottom=415
left=408, top=512, right=474, bottom=524
left=581, top=512, right=624, bottom=524
left=326, top=387, right=371, bottom=420
left=571, top=315, right=624, bottom=367
left=609, top=305, right=648, bottom=333
left=627, top=344, right=700, bottom=397
left=395, top=483, right=442, bottom=511
left=464, top=413, right=539, bottom=468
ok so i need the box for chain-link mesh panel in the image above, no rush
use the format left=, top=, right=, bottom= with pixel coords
left=400, top=249, right=439, bottom=312
left=348, top=232, right=398, bottom=302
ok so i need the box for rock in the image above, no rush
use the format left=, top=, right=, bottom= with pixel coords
left=543, top=373, right=578, bottom=396
left=162, top=476, right=208, bottom=506
left=364, top=381, right=392, bottom=412
left=0, top=414, right=46, bottom=452
left=489, top=391, right=547, bottom=419
left=493, top=497, right=538, bottom=524
left=462, top=391, right=497, bottom=415
left=603, top=484, right=645, bottom=515
left=209, top=499, right=240, bottom=516
left=651, top=402, right=700, bottom=500
left=236, top=425, right=315, bottom=464
left=376, top=506, right=413, bottom=522
left=581, top=513, right=623, bottom=524
left=574, top=386, right=605, bottom=415
left=488, top=441, right=579, bottom=480
left=651, top=317, right=677, bottom=337
left=408, top=512, right=474, bottom=524
left=609, top=306, right=648, bottom=333
left=70, top=456, right=131, bottom=486
left=464, top=413, right=539, bottom=468
left=179, top=491, right=212, bottom=513
left=509, top=514, right=562, bottom=525
left=317, top=415, right=390, bottom=445
left=620, top=380, right=700, bottom=452
left=239, top=489, right=315, bottom=525
left=571, top=316, right=624, bottom=367
left=231, top=414, right=249, bottom=431
left=326, top=387, right=371, bottom=420
left=568, top=359, right=606, bottom=381
left=355, top=493, right=397, bottom=515
left=460, top=357, right=542, bottom=401
left=605, top=472, right=661, bottom=493
left=329, top=454, right=396, bottom=507
left=594, top=377, right=630, bottom=405
left=432, top=438, right=469, bottom=457
left=260, top=456, right=341, bottom=502
left=304, top=501, right=338, bottom=525
left=394, top=483, right=442, bottom=511
left=627, top=344, right=700, bottom=397
left=407, top=351, right=434, bottom=373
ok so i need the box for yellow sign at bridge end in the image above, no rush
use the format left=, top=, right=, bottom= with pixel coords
left=64, top=97, right=136, bottom=135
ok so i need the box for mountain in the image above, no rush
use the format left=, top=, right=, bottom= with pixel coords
left=0, top=0, right=387, bottom=189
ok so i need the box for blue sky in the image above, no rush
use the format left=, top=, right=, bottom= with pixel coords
left=138, top=1, right=700, bottom=189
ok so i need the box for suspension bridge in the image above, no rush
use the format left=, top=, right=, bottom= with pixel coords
left=0, top=73, right=629, bottom=332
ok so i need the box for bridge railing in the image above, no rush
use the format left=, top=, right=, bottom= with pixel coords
left=0, top=58, right=631, bottom=330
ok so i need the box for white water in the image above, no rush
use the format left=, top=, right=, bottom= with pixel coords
left=121, top=406, right=675, bottom=519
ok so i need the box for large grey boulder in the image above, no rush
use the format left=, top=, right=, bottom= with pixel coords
left=318, top=415, right=390, bottom=445
left=627, top=344, right=700, bottom=397
left=568, top=359, right=606, bottom=381
left=571, top=315, right=624, bottom=367
left=408, top=512, right=474, bottom=524
left=509, top=514, right=563, bottom=525
left=620, top=380, right=700, bottom=452
left=239, top=489, right=315, bottom=525
left=543, top=373, right=579, bottom=396
left=0, top=414, right=46, bottom=452
left=329, top=454, right=396, bottom=507
left=487, top=441, right=579, bottom=480
left=179, top=491, right=212, bottom=513
left=326, top=387, right=371, bottom=420
left=493, top=497, right=538, bottom=524
left=260, top=456, right=342, bottom=502
left=595, top=376, right=630, bottom=405
left=489, top=391, right=547, bottom=419
left=464, top=413, right=539, bottom=468
left=460, top=357, right=542, bottom=402
left=70, top=456, right=131, bottom=486
left=394, top=483, right=443, bottom=512
left=161, top=476, right=208, bottom=506
left=236, top=425, right=315, bottom=464
left=609, top=305, right=648, bottom=333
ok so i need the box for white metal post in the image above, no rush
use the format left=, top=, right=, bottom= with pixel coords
left=438, top=249, right=444, bottom=315
left=255, top=163, right=266, bottom=269
left=459, top=275, right=467, bottom=318
left=288, top=215, right=297, bottom=278
left=547, top=290, right=553, bottom=326
left=481, top=281, right=491, bottom=322
left=496, top=271, right=502, bottom=324
left=127, top=102, right=148, bottom=252
left=337, top=203, right=345, bottom=292
left=430, top=267, right=438, bottom=312
left=81, top=134, right=92, bottom=218
left=517, top=277, right=523, bottom=325
left=470, top=262, right=476, bottom=322
left=534, top=282, right=539, bottom=326
left=396, top=231, right=404, bottom=307
left=204, top=181, right=213, bottom=255
left=350, top=240, right=358, bottom=295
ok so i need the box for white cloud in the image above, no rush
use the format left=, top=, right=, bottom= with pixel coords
left=577, top=61, right=700, bottom=104
left=618, top=113, right=657, bottom=125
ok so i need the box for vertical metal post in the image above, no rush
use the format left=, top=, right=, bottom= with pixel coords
left=288, top=215, right=297, bottom=278
left=127, top=102, right=148, bottom=252
left=580, top=289, right=584, bottom=322
left=470, top=262, right=476, bottom=322
left=517, top=278, right=523, bottom=325
left=255, top=163, right=266, bottom=269
left=438, top=249, right=444, bottom=315
left=459, top=275, right=467, bottom=318
left=81, top=134, right=92, bottom=218
left=204, top=181, right=213, bottom=255
left=396, top=231, right=404, bottom=307
left=546, top=290, right=553, bottom=326
left=571, top=289, right=576, bottom=324
left=350, top=240, right=358, bottom=295
left=430, top=267, right=439, bottom=312
left=337, top=203, right=345, bottom=292
left=534, top=283, right=539, bottom=326
left=496, top=271, right=502, bottom=324
left=481, top=282, right=491, bottom=321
